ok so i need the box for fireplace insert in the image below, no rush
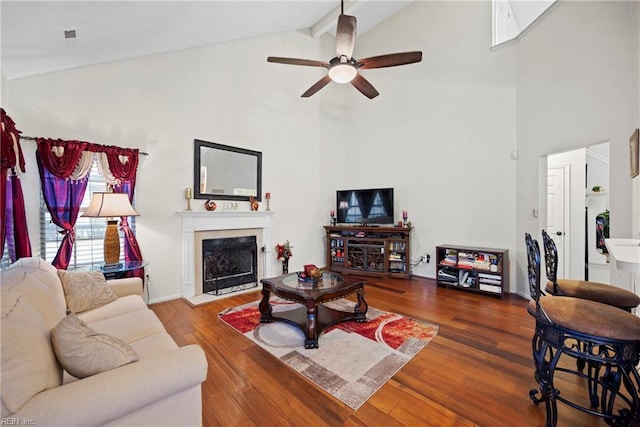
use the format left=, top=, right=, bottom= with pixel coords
left=202, top=236, right=258, bottom=295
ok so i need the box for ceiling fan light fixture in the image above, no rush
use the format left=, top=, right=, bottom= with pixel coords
left=328, top=64, right=357, bottom=84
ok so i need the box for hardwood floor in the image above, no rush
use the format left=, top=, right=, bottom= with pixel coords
left=150, top=276, right=613, bottom=427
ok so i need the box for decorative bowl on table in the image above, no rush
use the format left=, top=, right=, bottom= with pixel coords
left=297, top=264, right=323, bottom=283
left=297, top=272, right=321, bottom=283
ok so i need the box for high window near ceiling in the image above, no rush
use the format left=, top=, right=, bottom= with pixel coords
left=493, top=0, right=556, bottom=47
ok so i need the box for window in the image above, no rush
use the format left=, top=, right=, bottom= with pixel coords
left=492, top=0, right=556, bottom=47
left=40, top=157, right=135, bottom=269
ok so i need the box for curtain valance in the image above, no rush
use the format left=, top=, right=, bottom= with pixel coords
left=35, top=138, right=139, bottom=184
left=36, top=139, right=88, bottom=178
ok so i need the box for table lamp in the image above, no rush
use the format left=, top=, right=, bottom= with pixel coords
left=83, top=192, right=139, bottom=266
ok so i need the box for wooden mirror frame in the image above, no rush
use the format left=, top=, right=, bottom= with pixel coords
left=194, top=139, right=262, bottom=201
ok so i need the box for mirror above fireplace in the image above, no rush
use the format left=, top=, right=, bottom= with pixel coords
left=194, top=139, right=262, bottom=201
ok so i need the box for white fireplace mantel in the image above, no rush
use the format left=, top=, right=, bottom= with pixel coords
left=179, top=211, right=274, bottom=298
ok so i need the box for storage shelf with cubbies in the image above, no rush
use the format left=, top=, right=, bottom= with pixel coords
left=435, top=244, right=509, bottom=298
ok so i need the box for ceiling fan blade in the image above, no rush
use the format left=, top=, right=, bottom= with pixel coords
left=301, top=75, right=332, bottom=98
left=267, top=57, right=329, bottom=68
left=336, top=14, right=356, bottom=59
left=358, top=51, right=423, bottom=70
left=351, top=74, right=379, bottom=99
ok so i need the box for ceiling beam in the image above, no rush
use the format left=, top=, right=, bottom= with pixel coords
left=310, top=0, right=365, bottom=39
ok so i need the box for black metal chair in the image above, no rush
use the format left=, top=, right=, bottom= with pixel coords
left=525, top=232, right=640, bottom=426
left=541, top=229, right=640, bottom=312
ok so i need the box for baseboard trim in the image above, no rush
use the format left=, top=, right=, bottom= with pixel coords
left=148, top=293, right=183, bottom=305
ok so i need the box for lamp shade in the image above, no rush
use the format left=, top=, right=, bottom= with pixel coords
left=328, top=64, right=357, bottom=84
left=83, top=192, right=139, bottom=218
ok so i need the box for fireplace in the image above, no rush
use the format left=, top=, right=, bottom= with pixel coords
left=202, top=236, right=258, bottom=295
left=179, top=211, right=273, bottom=299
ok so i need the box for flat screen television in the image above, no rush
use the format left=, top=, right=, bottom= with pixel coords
left=336, top=188, right=394, bottom=225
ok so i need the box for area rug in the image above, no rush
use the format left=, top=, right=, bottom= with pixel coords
left=218, top=298, right=438, bottom=410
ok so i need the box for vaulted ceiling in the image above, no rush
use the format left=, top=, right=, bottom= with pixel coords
left=1, top=1, right=555, bottom=80
left=1, top=0, right=414, bottom=79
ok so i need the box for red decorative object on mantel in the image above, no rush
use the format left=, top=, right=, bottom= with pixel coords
left=249, top=196, right=259, bottom=211
left=204, top=200, right=216, bottom=211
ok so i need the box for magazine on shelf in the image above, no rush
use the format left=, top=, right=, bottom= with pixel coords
left=458, top=251, right=474, bottom=267
left=458, top=270, right=476, bottom=288
left=438, top=268, right=458, bottom=282
left=479, top=284, right=502, bottom=294
left=478, top=278, right=502, bottom=285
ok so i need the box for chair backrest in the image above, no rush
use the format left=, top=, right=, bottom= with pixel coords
left=541, top=229, right=559, bottom=293
left=525, top=233, right=543, bottom=302
left=525, top=233, right=551, bottom=322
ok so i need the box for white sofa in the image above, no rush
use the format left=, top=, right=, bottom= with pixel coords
left=1, top=257, right=208, bottom=426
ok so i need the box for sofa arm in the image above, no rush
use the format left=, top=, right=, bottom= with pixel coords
left=107, top=277, right=143, bottom=297
left=10, top=345, right=207, bottom=426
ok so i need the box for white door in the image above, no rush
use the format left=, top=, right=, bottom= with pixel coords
left=547, top=165, right=569, bottom=279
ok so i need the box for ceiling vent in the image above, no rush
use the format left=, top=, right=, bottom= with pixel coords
left=64, top=30, right=76, bottom=39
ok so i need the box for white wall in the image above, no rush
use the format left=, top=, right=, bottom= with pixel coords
left=5, top=31, right=342, bottom=302
left=3, top=1, right=638, bottom=302
left=516, top=1, right=638, bottom=295
left=1, top=73, right=7, bottom=105
left=348, top=1, right=518, bottom=283
left=4, top=1, right=520, bottom=301
left=633, top=0, right=640, bottom=240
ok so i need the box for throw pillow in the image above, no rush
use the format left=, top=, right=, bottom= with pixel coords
left=51, top=312, right=139, bottom=379
left=57, top=270, right=117, bottom=313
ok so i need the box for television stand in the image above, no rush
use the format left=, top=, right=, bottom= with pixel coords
left=324, top=225, right=412, bottom=279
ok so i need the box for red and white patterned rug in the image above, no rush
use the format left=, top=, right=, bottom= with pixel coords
left=219, top=298, right=439, bottom=410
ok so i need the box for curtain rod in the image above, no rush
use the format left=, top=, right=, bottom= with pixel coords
left=19, top=135, right=149, bottom=156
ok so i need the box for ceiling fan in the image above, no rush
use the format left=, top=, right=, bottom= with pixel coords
left=267, top=1, right=422, bottom=99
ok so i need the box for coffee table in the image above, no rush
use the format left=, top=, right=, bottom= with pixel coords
left=259, top=272, right=368, bottom=349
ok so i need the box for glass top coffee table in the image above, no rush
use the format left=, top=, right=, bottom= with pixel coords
left=259, top=272, right=368, bottom=349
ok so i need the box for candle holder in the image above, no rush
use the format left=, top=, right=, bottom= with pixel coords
left=185, top=187, right=193, bottom=211
left=265, top=193, right=271, bottom=211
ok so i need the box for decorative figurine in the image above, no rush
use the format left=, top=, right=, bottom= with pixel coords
left=204, top=199, right=217, bottom=211
left=249, top=196, right=259, bottom=211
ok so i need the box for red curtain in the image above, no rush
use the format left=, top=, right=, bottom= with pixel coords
left=109, top=146, right=144, bottom=279
left=1, top=109, right=32, bottom=261
left=36, top=144, right=89, bottom=269
left=36, top=139, right=143, bottom=274
left=1, top=168, right=5, bottom=255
